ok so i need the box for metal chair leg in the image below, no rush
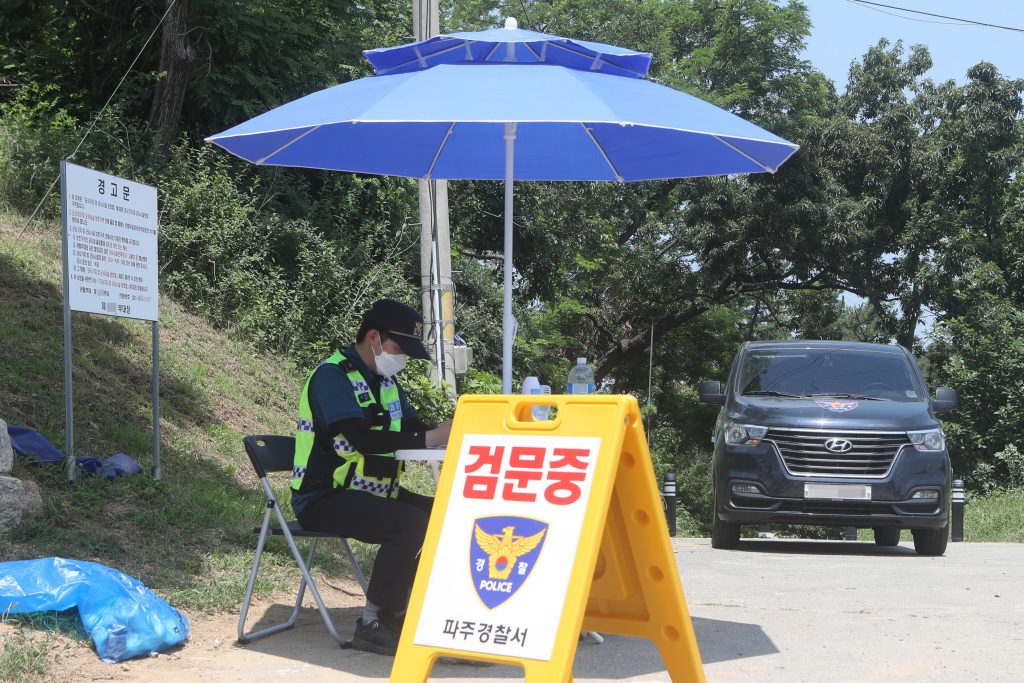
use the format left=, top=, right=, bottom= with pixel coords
left=238, top=506, right=278, bottom=643
left=238, top=475, right=367, bottom=647
left=290, top=538, right=320, bottom=615
left=278, top=538, right=319, bottom=632
left=275, top=505, right=347, bottom=645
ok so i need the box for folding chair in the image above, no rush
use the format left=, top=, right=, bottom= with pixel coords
left=238, top=434, right=368, bottom=645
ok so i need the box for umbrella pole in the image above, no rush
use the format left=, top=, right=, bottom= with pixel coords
left=502, top=122, right=516, bottom=394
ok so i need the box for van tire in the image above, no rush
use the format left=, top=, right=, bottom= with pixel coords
left=873, top=527, right=901, bottom=546
left=711, top=490, right=741, bottom=550
left=912, top=524, right=948, bottom=556
left=711, top=514, right=740, bottom=549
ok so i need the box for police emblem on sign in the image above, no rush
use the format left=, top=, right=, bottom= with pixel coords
left=469, top=516, right=547, bottom=609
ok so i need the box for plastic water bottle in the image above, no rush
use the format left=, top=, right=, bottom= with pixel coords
left=521, top=376, right=551, bottom=420
left=567, top=357, right=595, bottom=395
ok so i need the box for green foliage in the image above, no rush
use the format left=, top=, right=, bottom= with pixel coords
left=0, top=89, right=147, bottom=217
left=995, top=445, right=1024, bottom=492
left=661, top=0, right=825, bottom=125
left=399, top=362, right=456, bottom=425
left=1, top=1, right=163, bottom=118
left=929, top=287, right=1024, bottom=487
left=670, top=447, right=714, bottom=535
left=459, top=368, right=503, bottom=395
left=1, top=0, right=412, bottom=139
left=149, top=141, right=422, bottom=367
left=186, top=0, right=400, bottom=133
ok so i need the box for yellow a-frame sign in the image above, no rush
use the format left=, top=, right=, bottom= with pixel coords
left=391, top=394, right=705, bottom=682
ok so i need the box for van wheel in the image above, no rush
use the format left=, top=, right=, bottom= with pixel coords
left=873, top=527, right=901, bottom=546
left=912, top=525, right=948, bottom=556
left=710, top=491, right=741, bottom=549
left=711, top=514, right=740, bottom=549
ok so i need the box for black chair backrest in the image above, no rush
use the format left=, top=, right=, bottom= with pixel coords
left=243, top=435, right=296, bottom=479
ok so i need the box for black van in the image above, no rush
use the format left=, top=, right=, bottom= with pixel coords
left=699, top=341, right=958, bottom=556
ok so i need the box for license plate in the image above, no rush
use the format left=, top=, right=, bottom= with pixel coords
left=804, top=483, right=872, bottom=500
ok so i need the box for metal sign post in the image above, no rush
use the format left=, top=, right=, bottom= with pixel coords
left=59, top=163, right=76, bottom=482
left=152, top=320, right=161, bottom=479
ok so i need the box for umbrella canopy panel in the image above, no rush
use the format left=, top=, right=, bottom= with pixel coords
left=364, top=23, right=653, bottom=79
left=208, top=64, right=799, bottom=181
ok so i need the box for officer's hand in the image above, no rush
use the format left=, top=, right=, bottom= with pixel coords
left=425, top=419, right=453, bottom=448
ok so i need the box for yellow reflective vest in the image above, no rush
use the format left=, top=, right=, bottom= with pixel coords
left=291, top=350, right=403, bottom=498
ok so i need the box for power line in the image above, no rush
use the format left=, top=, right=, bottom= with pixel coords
left=845, top=0, right=970, bottom=26
left=847, top=0, right=1024, bottom=32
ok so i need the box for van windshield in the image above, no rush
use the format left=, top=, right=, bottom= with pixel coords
left=737, top=348, right=922, bottom=402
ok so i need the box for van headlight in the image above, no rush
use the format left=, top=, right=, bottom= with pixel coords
left=724, top=422, right=768, bottom=446
left=907, top=428, right=944, bottom=451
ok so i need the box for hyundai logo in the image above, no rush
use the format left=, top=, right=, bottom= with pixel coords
left=824, top=438, right=853, bottom=453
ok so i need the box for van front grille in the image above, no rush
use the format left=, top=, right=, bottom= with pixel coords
left=765, top=428, right=910, bottom=478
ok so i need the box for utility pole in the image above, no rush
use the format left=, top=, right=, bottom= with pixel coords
left=414, top=0, right=457, bottom=395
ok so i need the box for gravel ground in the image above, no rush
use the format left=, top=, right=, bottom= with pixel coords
left=11, top=537, right=1023, bottom=682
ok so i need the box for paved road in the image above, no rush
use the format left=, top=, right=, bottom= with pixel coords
left=159, top=538, right=1024, bottom=682
left=674, top=537, right=1024, bottom=682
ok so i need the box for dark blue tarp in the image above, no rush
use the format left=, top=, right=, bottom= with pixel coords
left=7, top=424, right=64, bottom=464
left=0, top=557, right=189, bottom=662
left=6, top=424, right=141, bottom=478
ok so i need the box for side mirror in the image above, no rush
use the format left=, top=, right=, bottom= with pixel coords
left=932, top=387, right=958, bottom=412
left=699, top=380, right=725, bottom=405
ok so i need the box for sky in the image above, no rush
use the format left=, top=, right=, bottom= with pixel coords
left=802, top=0, right=1024, bottom=89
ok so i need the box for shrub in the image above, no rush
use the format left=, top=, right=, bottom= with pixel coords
left=994, top=444, right=1024, bottom=492
left=0, top=88, right=145, bottom=217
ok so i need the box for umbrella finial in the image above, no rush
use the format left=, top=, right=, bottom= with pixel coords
left=504, top=17, right=518, bottom=30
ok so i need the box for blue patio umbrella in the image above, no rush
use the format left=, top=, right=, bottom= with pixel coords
left=206, top=19, right=799, bottom=392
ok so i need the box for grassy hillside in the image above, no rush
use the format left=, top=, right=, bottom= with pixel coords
left=0, top=211, right=357, bottom=610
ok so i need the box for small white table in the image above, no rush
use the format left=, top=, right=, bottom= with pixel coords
left=395, top=448, right=446, bottom=483
left=395, top=448, right=446, bottom=461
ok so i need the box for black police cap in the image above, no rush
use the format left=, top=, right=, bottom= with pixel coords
left=364, top=299, right=430, bottom=360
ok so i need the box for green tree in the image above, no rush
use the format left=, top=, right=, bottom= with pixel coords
left=928, top=278, right=1024, bottom=488
left=185, top=0, right=393, bottom=135
left=1, top=1, right=163, bottom=116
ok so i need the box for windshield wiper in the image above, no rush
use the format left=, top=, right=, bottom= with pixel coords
left=804, top=392, right=891, bottom=402
left=742, top=390, right=804, bottom=398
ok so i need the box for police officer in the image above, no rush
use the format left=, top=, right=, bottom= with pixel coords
left=291, top=299, right=452, bottom=655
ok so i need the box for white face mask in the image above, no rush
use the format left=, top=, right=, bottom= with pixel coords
left=373, top=335, right=408, bottom=377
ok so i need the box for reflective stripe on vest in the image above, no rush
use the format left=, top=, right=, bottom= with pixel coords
left=291, top=350, right=403, bottom=498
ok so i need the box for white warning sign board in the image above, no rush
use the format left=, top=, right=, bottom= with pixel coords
left=61, top=161, right=159, bottom=321
left=412, top=433, right=601, bottom=661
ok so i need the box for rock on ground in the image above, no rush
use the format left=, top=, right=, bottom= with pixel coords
left=0, top=475, right=44, bottom=530
left=0, top=418, right=13, bottom=474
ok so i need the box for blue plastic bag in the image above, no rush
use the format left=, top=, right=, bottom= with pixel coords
left=6, top=424, right=142, bottom=479
left=77, top=453, right=143, bottom=479
left=0, top=558, right=189, bottom=662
